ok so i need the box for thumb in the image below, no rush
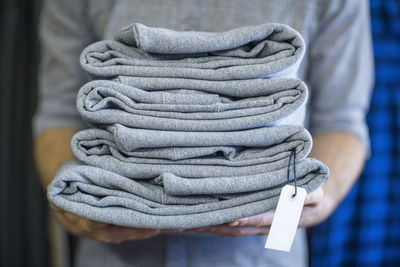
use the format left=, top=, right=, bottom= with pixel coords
left=231, top=210, right=275, bottom=227
left=304, top=187, right=324, bottom=206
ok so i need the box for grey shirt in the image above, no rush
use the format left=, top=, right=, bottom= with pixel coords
left=34, top=0, right=374, bottom=266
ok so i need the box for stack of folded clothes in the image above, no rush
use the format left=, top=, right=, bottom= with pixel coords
left=48, top=23, right=329, bottom=229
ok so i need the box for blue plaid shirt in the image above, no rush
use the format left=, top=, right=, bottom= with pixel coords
left=310, top=1, right=400, bottom=266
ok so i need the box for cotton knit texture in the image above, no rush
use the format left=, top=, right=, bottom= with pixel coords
left=36, top=1, right=374, bottom=266
left=77, top=78, right=307, bottom=130
left=48, top=160, right=328, bottom=229
left=70, top=124, right=313, bottom=179
left=48, top=22, right=329, bottom=230
left=80, top=23, right=305, bottom=80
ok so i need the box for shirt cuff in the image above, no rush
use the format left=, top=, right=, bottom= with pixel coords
left=309, top=109, right=370, bottom=158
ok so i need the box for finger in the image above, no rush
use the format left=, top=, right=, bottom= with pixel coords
left=209, top=221, right=239, bottom=227
left=52, top=209, right=161, bottom=242
left=234, top=210, right=275, bottom=227
left=213, top=220, right=239, bottom=227
left=78, top=218, right=108, bottom=232
left=304, top=187, right=324, bottom=206
left=226, top=221, right=240, bottom=227
left=48, top=201, right=65, bottom=214
left=106, top=225, right=161, bottom=241
left=53, top=209, right=107, bottom=233
left=87, top=219, right=108, bottom=229
left=189, top=226, right=268, bottom=236
left=53, top=211, right=79, bottom=234
left=159, top=229, right=183, bottom=234
left=188, top=226, right=270, bottom=237
left=94, top=229, right=160, bottom=243
left=97, top=237, right=124, bottom=244
left=298, top=206, right=320, bottom=227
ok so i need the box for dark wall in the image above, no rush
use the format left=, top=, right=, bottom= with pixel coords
left=0, top=0, right=48, bottom=267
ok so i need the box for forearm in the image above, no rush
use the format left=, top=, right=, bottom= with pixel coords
left=309, top=131, right=366, bottom=214
left=34, top=128, right=80, bottom=189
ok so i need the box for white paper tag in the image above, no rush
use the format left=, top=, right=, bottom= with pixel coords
left=265, top=185, right=307, bottom=252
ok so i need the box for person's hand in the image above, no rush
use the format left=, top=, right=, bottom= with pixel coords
left=298, top=186, right=335, bottom=227
left=187, top=209, right=275, bottom=236
left=187, top=187, right=334, bottom=236
left=188, top=132, right=365, bottom=237
left=49, top=202, right=180, bottom=244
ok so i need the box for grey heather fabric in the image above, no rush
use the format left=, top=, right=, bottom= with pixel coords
left=56, top=20, right=323, bottom=233
left=48, top=159, right=328, bottom=229
left=77, top=78, right=307, bottom=131
left=34, top=0, right=374, bottom=154
left=80, top=23, right=305, bottom=80
left=71, top=124, right=312, bottom=177
left=36, top=1, right=374, bottom=266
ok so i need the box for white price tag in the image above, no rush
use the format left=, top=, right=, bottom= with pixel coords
left=265, top=185, right=307, bottom=252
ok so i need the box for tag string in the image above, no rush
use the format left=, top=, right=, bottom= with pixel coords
left=286, top=148, right=297, bottom=198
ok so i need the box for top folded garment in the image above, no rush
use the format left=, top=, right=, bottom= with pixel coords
left=80, top=23, right=305, bottom=80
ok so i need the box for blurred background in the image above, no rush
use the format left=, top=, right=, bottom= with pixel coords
left=0, top=0, right=399, bottom=267
left=0, top=0, right=48, bottom=266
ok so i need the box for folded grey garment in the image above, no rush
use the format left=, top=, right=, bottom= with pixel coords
left=80, top=23, right=305, bottom=80
left=77, top=79, right=307, bottom=131
left=71, top=124, right=312, bottom=178
left=48, top=159, right=328, bottom=229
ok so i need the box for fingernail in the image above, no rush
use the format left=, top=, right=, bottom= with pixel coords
left=229, top=221, right=239, bottom=227
left=236, top=220, right=245, bottom=226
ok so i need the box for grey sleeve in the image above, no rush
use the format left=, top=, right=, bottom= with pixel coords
left=306, top=0, right=374, bottom=152
left=33, top=0, right=96, bottom=136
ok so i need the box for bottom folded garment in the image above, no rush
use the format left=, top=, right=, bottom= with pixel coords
left=48, top=160, right=328, bottom=229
